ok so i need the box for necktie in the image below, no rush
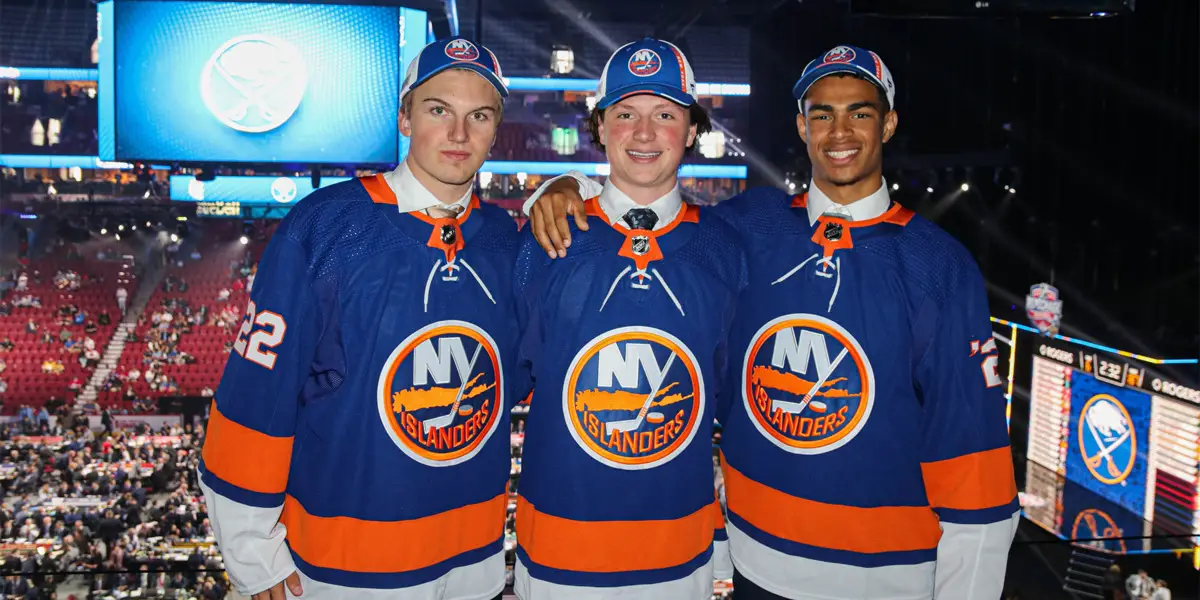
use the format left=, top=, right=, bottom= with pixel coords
left=623, top=207, right=658, bottom=231
left=427, top=204, right=462, bottom=220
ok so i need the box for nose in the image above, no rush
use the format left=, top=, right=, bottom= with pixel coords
left=632, top=117, right=655, bottom=142
left=829, top=114, right=853, bottom=140
left=448, top=115, right=469, bottom=143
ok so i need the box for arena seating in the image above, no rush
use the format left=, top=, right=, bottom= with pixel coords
left=1, top=243, right=137, bottom=411
left=107, top=223, right=268, bottom=404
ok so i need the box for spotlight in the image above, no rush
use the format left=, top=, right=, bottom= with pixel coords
left=239, top=236, right=249, bottom=245
left=146, top=221, right=152, bottom=227
left=118, top=224, right=125, bottom=231
left=170, top=233, right=179, bottom=243
left=960, top=183, right=970, bottom=192
left=115, top=233, right=121, bottom=241
left=132, top=225, right=137, bottom=231
left=1008, top=188, right=1017, bottom=194
left=926, top=187, right=934, bottom=193
left=891, top=183, right=899, bottom=191
left=788, top=182, right=796, bottom=191
left=802, top=183, right=808, bottom=189
left=100, top=228, right=107, bottom=235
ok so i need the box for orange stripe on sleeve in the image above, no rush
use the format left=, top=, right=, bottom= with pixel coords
left=920, top=446, right=1018, bottom=511
left=202, top=403, right=293, bottom=495
left=517, top=496, right=721, bottom=573
left=721, top=456, right=942, bottom=554
left=282, top=493, right=507, bottom=573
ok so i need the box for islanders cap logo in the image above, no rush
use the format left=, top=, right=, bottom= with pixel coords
left=1078, top=394, right=1136, bottom=485
left=742, top=314, right=874, bottom=454
left=377, top=320, right=503, bottom=467
left=628, top=49, right=662, bottom=77
left=564, top=327, right=703, bottom=470
left=445, top=39, right=481, bottom=61
left=823, top=46, right=856, bottom=64
left=200, top=34, right=307, bottom=134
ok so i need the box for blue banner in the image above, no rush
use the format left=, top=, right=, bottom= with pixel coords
left=1065, top=371, right=1152, bottom=518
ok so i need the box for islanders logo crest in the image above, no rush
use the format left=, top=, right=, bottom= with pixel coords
left=1078, top=394, right=1136, bottom=485
left=823, top=46, right=856, bottom=64
left=628, top=49, right=662, bottom=77
left=445, top=39, right=480, bottom=61
left=564, top=327, right=704, bottom=470
left=742, top=314, right=874, bottom=454
left=377, top=321, right=503, bottom=467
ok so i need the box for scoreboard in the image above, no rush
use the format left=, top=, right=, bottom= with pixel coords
left=1023, top=336, right=1200, bottom=551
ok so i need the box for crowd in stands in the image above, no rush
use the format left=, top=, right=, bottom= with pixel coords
left=2, top=84, right=98, bottom=156
left=0, top=417, right=227, bottom=599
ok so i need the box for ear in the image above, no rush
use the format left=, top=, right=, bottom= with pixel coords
left=597, top=117, right=607, bottom=146
left=795, top=112, right=808, bottom=145
left=398, top=107, right=413, bottom=138
left=686, top=122, right=698, bottom=149
left=882, top=110, right=898, bottom=144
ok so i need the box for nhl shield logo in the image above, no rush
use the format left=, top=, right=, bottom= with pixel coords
left=1078, top=394, right=1136, bottom=485
left=377, top=321, right=504, bottom=467
left=444, top=39, right=480, bottom=61
left=630, top=235, right=651, bottom=256
left=1025, top=283, right=1063, bottom=336
left=742, top=314, right=875, bottom=454
left=564, top=327, right=704, bottom=470
left=200, top=35, right=307, bottom=134
left=824, top=46, right=856, bottom=64
left=628, top=49, right=662, bottom=77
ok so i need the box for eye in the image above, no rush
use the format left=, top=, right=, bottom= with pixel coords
left=430, top=106, right=447, bottom=116
left=471, top=111, right=491, bottom=122
left=852, top=112, right=872, bottom=119
left=658, top=112, right=675, bottom=120
left=615, top=112, right=633, bottom=120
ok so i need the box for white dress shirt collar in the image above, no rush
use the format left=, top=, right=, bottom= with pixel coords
left=598, top=181, right=682, bottom=231
left=381, top=159, right=473, bottom=217
left=804, top=178, right=892, bottom=225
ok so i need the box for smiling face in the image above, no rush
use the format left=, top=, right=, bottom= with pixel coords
left=797, top=74, right=898, bottom=203
left=596, top=94, right=698, bottom=205
left=399, top=69, right=502, bottom=203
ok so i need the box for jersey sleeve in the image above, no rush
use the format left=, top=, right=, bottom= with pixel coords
left=520, top=170, right=602, bottom=216
left=913, top=259, right=1019, bottom=600
left=198, top=232, right=325, bottom=595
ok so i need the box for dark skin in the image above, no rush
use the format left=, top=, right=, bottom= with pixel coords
left=528, top=74, right=898, bottom=257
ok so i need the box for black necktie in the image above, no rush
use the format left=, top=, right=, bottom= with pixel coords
left=623, top=208, right=658, bottom=231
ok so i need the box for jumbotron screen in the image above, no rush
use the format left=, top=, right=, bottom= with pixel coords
left=98, top=0, right=428, bottom=164
left=1018, top=334, right=1200, bottom=552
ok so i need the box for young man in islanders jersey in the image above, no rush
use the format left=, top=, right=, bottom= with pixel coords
left=519, top=46, right=1019, bottom=600
left=510, top=38, right=741, bottom=600
left=198, top=38, right=520, bottom=600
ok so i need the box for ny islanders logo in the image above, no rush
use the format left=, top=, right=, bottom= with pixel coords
left=377, top=321, right=503, bottom=467
left=824, top=46, right=856, bottom=64
left=564, top=327, right=703, bottom=470
left=628, top=49, right=662, bottom=77
left=742, top=314, right=874, bottom=454
left=444, top=39, right=480, bottom=61
left=1078, top=394, right=1136, bottom=485
left=200, top=35, right=307, bottom=134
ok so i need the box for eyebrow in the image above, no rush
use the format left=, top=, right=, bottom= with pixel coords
left=421, top=97, right=499, bottom=113
left=807, top=101, right=880, bottom=114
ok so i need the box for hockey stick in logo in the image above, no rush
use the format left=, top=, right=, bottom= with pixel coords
left=771, top=347, right=849, bottom=415
left=422, top=343, right=483, bottom=434
left=606, top=353, right=676, bottom=435
left=1083, top=411, right=1127, bottom=478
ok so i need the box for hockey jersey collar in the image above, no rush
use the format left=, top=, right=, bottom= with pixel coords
left=378, top=159, right=474, bottom=218
left=597, top=180, right=682, bottom=231
left=801, top=178, right=892, bottom=225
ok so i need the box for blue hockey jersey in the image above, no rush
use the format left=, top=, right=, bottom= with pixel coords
left=512, top=197, right=745, bottom=599
left=199, top=174, right=521, bottom=599
left=715, top=189, right=1019, bottom=600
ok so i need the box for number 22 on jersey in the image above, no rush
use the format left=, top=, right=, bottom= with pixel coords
left=233, top=300, right=287, bottom=369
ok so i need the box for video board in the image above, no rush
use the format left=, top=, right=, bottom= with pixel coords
left=98, top=0, right=428, bottom=164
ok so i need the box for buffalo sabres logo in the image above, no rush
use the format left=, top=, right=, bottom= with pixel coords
left=824, top=46, right=856, bottom=64
left=270, top=177, right=297, bottom=204
left=742, top=314, right=874, bottom=454
left=1078, top=394, right=1136, bottom=485
left=564, top=327, right=703, bottom=470
left=628, top=49, right=662, bottom=77
left=1071, top=508, right=1127, bottom=554
left=445, top=39, right=480, bottom=61
left=377, top=321, right=503, bottom=467
left=200, top=35, right=307, bottom=134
